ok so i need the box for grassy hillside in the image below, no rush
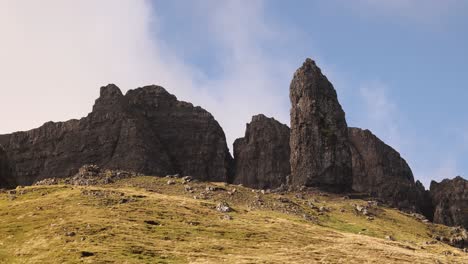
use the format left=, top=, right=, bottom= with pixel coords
left=0, top=176, right=466, bottom=263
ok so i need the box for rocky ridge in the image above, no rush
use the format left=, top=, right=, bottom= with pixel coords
left=0, top=84, right=232, bottom=185
left=348, top=127, right=433, bottom=217
left=430, top=176, right=468, bottom=229
left=233, top=114, right=290, bottom=189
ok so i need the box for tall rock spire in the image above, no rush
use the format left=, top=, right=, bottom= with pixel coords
left=289, top=58, right=352, bottom=191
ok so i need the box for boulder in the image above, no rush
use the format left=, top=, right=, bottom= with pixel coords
left=348, top=127, right=433, bottom=217
left=233, top=114, right=290, bottom=189
left=430, top=176, right=468, bottom=229
left=289, top=58, right=352, bottom=191
left=0, top=84, right=232, bottom=186
left=0, top=145, right=14, bottom=188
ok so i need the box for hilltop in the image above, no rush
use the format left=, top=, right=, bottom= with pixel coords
left=0, top=173, right=466, bottom=263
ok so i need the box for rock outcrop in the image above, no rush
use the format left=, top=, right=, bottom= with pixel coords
left=0, top=146, right=14, bottom=188
left=0, top=84, right=232, bottom=186
left=289, top=58, right=352, bottom=191
left=233, top=114, right=290, bottom=189
left=430, top=176, right=468, bottom=229
left=348, top=127, right=432, bottom=216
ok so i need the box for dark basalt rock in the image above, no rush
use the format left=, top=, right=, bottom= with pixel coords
left=289, top=58, right=353, bottom=192
left=430, top=176, right=468, bottom=229
left=0, top=145, right=14, bottom=188
left=348, top=127, right=433, bottom=217
left=233, top=114, right=290, bottom=189
left=0, top=84, right=232, bottom=186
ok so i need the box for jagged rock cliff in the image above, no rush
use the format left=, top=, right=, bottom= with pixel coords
left=233, top=114, right=290, bottom=189
left=0, top=84, right=232, bottom=185
left=348, top=127, right=433, bottom=216
left=289, top=58, right=353, bottom=191
left=0, top=146, right=14, bottom=188
left=430, top=176, right=468, bottom=229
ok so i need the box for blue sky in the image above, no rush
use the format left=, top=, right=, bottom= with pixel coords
left=1, top=0, right=467, bottom=187
left=150, top=0, right=468, bottom=187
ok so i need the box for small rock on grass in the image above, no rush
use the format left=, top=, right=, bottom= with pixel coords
left=222, top=215, right=233, bottom=220
left=167, top=180, right=176, bottom=185
left=216, top=201, right=232, bottom=212
left=80, top=251, right=94, bottom=257
left=144, top=220, right=160, bottom=226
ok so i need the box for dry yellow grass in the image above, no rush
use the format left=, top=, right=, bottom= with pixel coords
left=0, top=176, right=466, bottom=263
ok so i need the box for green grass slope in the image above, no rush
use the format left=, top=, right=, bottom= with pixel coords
left=0, top=176, right=466, bottom=263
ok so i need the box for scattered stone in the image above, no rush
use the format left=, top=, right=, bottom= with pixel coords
left=385, top=235, right=395, bottom=241
left=303, top=214, right=316, bottom=222
left=446, top=226, right=468, bottom=249
left=167, top=180, right=176, bottom=185
left=216, top=202, right=232, bottom=213
left=65, top=232, right=76, bottom=237
left=278, top=197, right=291, bottom=203
left=354, top=204, right=371, bottom=216
left=307, top=201, right=318, bottom=210
left=184, top=185, right=193, bottom=192
left=182, top=176, right=193, bottom=184
left=295, top=193, right=304, bottom=199
left=80, top=251, right=94, bottom=257
left=34, top=178, right=60, bottom=186
left=222, top=215, right=232, bottom=221
left=227, top=188, right=237, bottom=195
left=144, top=220, right=160, bottom=226
left=37, top=165, right=141, bottom=186
left=271, top=184, right=288, bottom=193
left=319, top=206, right=329, bottom=212
left=410, top=213, right=427, bottom=222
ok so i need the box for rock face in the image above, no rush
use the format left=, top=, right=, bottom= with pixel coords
left=0, top=84, right=232, bottom=186
left=233, top=114, right=290, bottom=189
left=430, top=176, right=468, bottom=229
left=348, top=127, right=432, bottom=216
left=289, top=58, right=352, bottom=191
left=0, top=145, right=14, bottom=188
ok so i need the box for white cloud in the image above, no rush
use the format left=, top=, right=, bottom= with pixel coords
left=0, top=0, right=299, bottom=151
left=0, top=0, right=197, bottom=132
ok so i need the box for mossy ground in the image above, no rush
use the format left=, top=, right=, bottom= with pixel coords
left=0, top=176, right=466, bottom=263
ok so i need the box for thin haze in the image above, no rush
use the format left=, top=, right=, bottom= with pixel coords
left=1, top=0, right=467, bottom=188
